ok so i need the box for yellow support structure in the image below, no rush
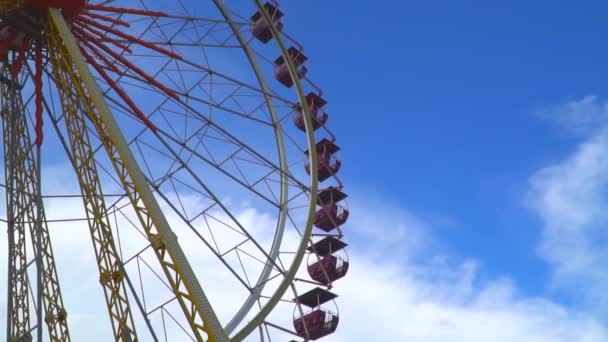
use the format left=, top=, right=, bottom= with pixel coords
left=0, top=67, right=71, bottom=341
left=46, top=8, right=228, bottom=342
left=46, top=17, right=139, bottom=342
left=1, top=68, right=31, bottom=342
left=1, top=68, right=70, bottom=342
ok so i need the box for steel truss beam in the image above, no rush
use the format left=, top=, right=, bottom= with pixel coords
left=46, top=8, right=228, bottom=342
left=1, top=62, right=73, bottom=342
left=46, top=14, right=140, bottom=342
left=2, top=67, right=31, bottom=342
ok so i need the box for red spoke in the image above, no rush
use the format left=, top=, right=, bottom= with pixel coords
left=78, top=42, right=157, bottom=132
left=75, top=33, right=122, bottom=75
left=72, top=29, right=179, bottom=101
left=84, top=4, right=169, bottom=17
left=74, top=16, right=182, bottom=60
left=80, top=10, right=131, bottom=27
left=72, top=23, right=133, bottom=53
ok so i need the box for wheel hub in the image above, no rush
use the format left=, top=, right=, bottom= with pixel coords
left=14, top=0, right=86, bottom=18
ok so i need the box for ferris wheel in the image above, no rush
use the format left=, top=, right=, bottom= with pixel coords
left=0, top=0, right=349, bottom=341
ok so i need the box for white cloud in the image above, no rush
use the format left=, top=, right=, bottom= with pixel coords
left=330, top=195, right=608, bottom=342
left=0, top=168, right=602, bottom=341
left=335, top=257, right=607, bottom=342
left=5, top=98, right=608, bottom=340
left=538, top=95, right=608, bottom=136
left=347, top=195, right=430, bottom=258
left=528, top=96, right=608, bottom=310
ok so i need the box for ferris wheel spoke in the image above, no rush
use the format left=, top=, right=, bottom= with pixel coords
left=129, top=1, right=250, bottom=51
left=93, top=55, right=279, bottom=128
left=158, top=130, right=280, bottom=207
left=77, top=9, right=295, bottom=118
left=149, top=184, right=254, bottom=291
left=159, top=306, right=196, bottom=342
left=76, top=2, right=315, bottom=336
left=97, top=85, right=304, bottom=211
left=133, top=169, right=266, bottom=296
left=123, top=40, right=242, bottom=49
left=150, top=98, right=304, bottom=192
left=153, top=132, right=288, bottom=272
left=124, top=118, right=306, bottom=335
left=80, top=38, right=290, bottom=138
left=47, top=9, right=231, bottom=341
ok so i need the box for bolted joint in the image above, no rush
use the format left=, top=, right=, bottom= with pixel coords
left=57, top=308, right=67, bottom=322
left=45, top=307, right=68, bottom=324
left=149, top=234, right=165, bottom=251
left=99, top=268, right=124, bottom=285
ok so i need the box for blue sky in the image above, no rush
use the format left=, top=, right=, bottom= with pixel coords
left=6, top=1, right=608, bottom=340
left=276, top=0, right=608, bottom=338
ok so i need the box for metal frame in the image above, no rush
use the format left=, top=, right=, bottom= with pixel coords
left=2, top=65, right=31, bottom=342
left=203, top=1, right=292, bottom=335
left=47, top=7, right=229, bottom=342
left=46, top=18, right=140, bottom=341
left=74, top=5, right=318, bottom=339
left=1, top=64, right=71, bottom=342
left=0, top=1, right=326, bottom=340
left=216, top=1, right=319, bottom=340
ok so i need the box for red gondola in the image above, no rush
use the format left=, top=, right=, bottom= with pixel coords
left=250, top=2, right=283, bottom=43
left=294, top=92, right=329, bottom=132
left=315, top=202, right=348, bottom=231
left=274, top=47, right=308, bottom=87
left=308, top=237, right=349, bottom=285
left=305, top=139, right=341, bottom=182
left=294, top=288, right=339, bottom=340
left=314, top=187, right=349, bottom=231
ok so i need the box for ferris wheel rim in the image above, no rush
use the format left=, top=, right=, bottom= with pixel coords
left=2, top=1, right=329, bottom=340
left=87, top=0, right=322, bottom=338
left=225, top=0, right=320, bottom=340
left=210, top=0, right=291, bottom=335
left=204, top=0, right=321, bottom=338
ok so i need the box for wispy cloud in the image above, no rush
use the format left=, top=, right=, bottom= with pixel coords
left=6, top=121, right=608, bottom=341
left=528, top=97, right=608, bottom=315
left=537, top=95, right=608, bottom=136
left=331, top=194, right=608, bottom=341
left=19, top=176, right=606, bottom=341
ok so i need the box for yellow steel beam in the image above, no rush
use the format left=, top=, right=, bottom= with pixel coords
left=47, top=8, right=228, bottom=342
left=0, top=66, right=71, bottom=342
left=1, top=68, right=31, bottom=342
left=46, top=18, right=139, bottom=342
